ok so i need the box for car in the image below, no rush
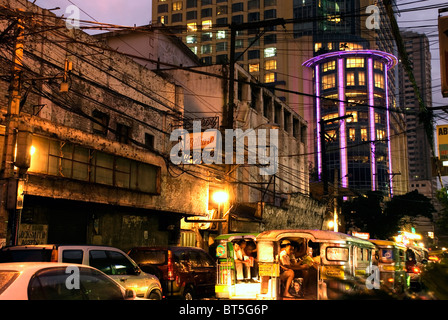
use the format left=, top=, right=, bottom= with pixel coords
left=0, top=262, right=138, bottom=300
left=0, top=244, right=162, bottom=299
left=128, top=246, right=216, bottom=300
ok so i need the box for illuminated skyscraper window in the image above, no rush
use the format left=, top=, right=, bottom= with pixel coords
left=346, top=57, right=365, bottom=68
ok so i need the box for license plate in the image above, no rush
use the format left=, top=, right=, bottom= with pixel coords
left=322, top=266, right=344, bottom=279
left=382, top=265, right=395, bottom=271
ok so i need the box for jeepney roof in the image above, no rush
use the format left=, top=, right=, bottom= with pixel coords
left=369, top=239, right=407, bottom=249
left=214, top=233, right=259, bottom=242
left=257, top=229, right=375, bottom=247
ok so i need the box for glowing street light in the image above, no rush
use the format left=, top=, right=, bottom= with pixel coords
left=213, top=191, right=229, bottom=204
left=213, top=191, right=228, bottom=235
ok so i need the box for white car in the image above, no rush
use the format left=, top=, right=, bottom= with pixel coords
left=0, top=244, right=162, bottom=299
left=0, top=262, right=138, bottom=300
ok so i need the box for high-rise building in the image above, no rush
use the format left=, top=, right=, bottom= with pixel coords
left=303, top=50, right=398, bottom=195
left=398, top=31, right=435, bottom=245
left=399, top=31, right=433, bottom=185
left=151, top=0, right=381, bottom=113
left=151, top=0, right=409, bottom=196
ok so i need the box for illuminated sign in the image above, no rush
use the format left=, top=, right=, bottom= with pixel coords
left=437, top=125, right=448, bottom=161
left=352, top=232, right=370, bottom=240
left=394, top=231, right=422, bottom=246
left=187, top=131, right=217, bottom=151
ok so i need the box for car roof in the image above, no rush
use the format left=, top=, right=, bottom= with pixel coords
left=0, top=244, right=125, bottom=251
left=0, top=262, right=88, bottom=271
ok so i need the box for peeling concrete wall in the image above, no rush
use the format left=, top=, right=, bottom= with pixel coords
left=261, top=193, right=325, bottom=231
left=0, top=0, right=211, bottom=243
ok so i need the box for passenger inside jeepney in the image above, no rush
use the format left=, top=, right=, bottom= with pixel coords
left=292, top=240, right=320, bottom=297
left=234, top=240, right=251, bottom=282
left=244, top=240, right=258, bottom=280
left=279, top=239, right=311, bottom=298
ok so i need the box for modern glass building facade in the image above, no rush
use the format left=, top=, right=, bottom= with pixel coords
left=304, top=50, right=398, bottom=195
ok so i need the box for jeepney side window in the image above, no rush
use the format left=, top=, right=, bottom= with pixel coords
left=367, top=249, right=372, bottom=261
left=326, top=247, right=349, bottom=261
left=399, top=249, right=405, bottom=262
left=357, top=247, right=363, bottom=262
left=361, top=248, right=369, bottom=261
left=258, top=241, right=275, bottom=262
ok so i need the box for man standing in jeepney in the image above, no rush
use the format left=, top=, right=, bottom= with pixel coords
left=234, top=240, right=251, bottom=282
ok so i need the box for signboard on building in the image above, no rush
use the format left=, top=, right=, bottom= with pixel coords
left=439, top=14, right=448, bottom=97
left=352, top=232, right=370, bottom=240
left=18, top=224, right=48, bottom=245
left=187, top=131, right=218, bottom=151
left=437, top=125, right=448, bottom=161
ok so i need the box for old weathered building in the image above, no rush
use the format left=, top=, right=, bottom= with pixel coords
left=99, top=26, right=325, bottom=248
left=0, top=1, right=210, bottom=250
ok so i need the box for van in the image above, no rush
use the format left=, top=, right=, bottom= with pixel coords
left=0, top=244, right=162, bottom=299
left=128, top=246, right=216, bottom=300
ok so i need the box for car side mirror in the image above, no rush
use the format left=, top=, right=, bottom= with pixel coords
left=134, top=266, right=141, bottom=275
left=125, top=289, right=136, bottom=300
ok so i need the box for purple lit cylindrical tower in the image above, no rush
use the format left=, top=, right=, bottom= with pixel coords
left=303, top=50, right=398, bottom=195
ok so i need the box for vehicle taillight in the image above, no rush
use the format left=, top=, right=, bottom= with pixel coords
left=50, top=248, right=58, bottom=262
left=167, top=250, right=175, bottom=281
left=429, top=256, right=439, bottom=262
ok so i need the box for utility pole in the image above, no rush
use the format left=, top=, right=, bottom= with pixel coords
left=1, top=15, right=24, bottom=246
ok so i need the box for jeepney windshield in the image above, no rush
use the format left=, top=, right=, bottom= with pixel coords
left=258, top=241, right=275, bottom=262
left=326, top=247, right=349, bottom=261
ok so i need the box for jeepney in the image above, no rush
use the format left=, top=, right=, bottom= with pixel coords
left=370, top=239, right=409, bottom=293
left=255, top=229, right=376, bottom=300
left=214, top=233, right=260, bottom=299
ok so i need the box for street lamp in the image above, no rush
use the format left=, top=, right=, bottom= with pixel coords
left=213, top=191, right=229, bottom=204
left=213, top=191, right=228, bottom=235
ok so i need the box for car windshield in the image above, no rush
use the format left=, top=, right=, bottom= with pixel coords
left=380, top=249, right=394, bottom=263
left=129, top=250, right=167, bottom=265
left=0, top=271, right=20, bottom=295
left=0, top=249, right=53, bottom=262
